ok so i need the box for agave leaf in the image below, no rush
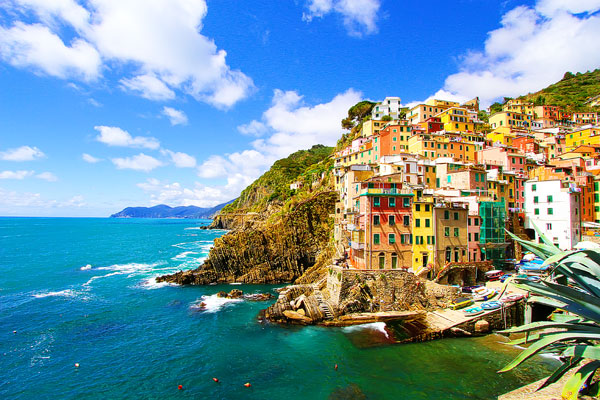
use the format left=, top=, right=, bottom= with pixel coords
left=499, top=332, right=600, bottom=373
left=506, top=229, right=560, bottom=258
left=563, top=345, right=600, bottom=360
left=561, top=360, right=600, bottom=400
left=501, top=321, right=600, bottom=335
left=549, top=313, right=584, bottom=324
left=544, top=281, right=600, bottom=310
left=560, top=254, right=600, bottom=279
left=513, top=281, right=600, bottom=322
left=507, top=333, right=542, bottom=346
left=542, top=250, right=576, bottom=267
left=530, top=222, right=560, bottom=249
left=537, top=357, right=582, bottom=391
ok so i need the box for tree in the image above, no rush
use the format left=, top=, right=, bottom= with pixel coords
left=381, top=115, right=392, bottom=121
left=499, top=228, right=600, bottom=399
left=341, top=100, right=376, bottom=130
left=489, top=102, right=503, bottom=114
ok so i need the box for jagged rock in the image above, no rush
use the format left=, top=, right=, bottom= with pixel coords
left=283, top=310, right=313, bottom=324
left=216, top=289, right=244, bottom=299
left=245, top=293, right=275, bottom=301
left=297, top=308, right=306, bottom=316
left=157, top=192, right=336, bottom=285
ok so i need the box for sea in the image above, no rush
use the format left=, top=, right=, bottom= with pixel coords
left=0, top=217, right=558, bottom=399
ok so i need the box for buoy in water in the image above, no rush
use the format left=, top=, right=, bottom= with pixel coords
left=74, top=363, right=80, bottom=368
left=244, top=383, right=251, bottom=387
left=12, top=330, right=17, bottom=334
left=178, top=384, right=183, bottom=390
left=212, top=377, right=219, bottom=383
left=334, top=364, right=338, bottom=370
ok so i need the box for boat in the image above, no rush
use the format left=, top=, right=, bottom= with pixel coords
left=451, top=297, right=474, bottom=310
left=463, top=306, right=484, bottom=316
left=481, top=301, right=502, bottom=310
left=473, top=287, right=497, bottom=302
left=461, top=285, right=484, bottom=294
left=500, top=293, right=525, bottom=303
left=485, top=270, right=503, bottom=281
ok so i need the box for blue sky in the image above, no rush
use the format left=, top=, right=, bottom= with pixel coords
left=0, top=0, right=599, bottom=216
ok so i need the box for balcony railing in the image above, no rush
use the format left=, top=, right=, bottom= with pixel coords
left=364, top=188, right=413, bottom=195
left=350, top=241, right=365, bottom=250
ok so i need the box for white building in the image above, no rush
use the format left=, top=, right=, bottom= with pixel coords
left=523, top=179, right=581, bottom=250
left=372, top=97, right=402, bottom=120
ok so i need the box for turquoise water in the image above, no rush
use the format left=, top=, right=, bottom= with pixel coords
left=0, top=218, right=557, bottom=399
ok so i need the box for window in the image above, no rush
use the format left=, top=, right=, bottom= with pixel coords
left=389, top=198, right=396, bottom=207
left=389, top=234, right=396, bottom=244
left=444, top=227, right=450, bottom=237
left=474, top=233, right=479, bottom=241
left=379, top=254, right=385, bottom=269
left=534, top=208, right=539, bottom=215
left=425, top=219, right=430, bottom=228
left=425, top=204, right=430, bottom=211
left=444, top=210, right=449, bottom=219
left=415, top=219, right=421, bottom=227
left=468, top=233, right=471, bottom=241
left=403, top=198, right=410, bottom=207
left=415, top=204, right=420, bottom=211
left=374, top=234, right=380, bottom=244
left=403, top=215, right=410, bottom=226
left=391, top=255, right=398, bottom=269
left=534, top=196, right=539, bottom=204
left=454, top=212, right=459, bottom=220
left=475, top=218, right=479, bottom=226
left=374, top=215, right=380, bottom=225
left=548, top=208, right=553, bottom=215
left=445, top=247, right=451, bottom=262
left=546, top=223, right=552, bottom=230
left=374, top=197, right=380, bottom=207
left=547, top=195, right=553, bottom=203
left=532, top=184, right=537, bottom=191
left=454, top=228, right=459, bottom=237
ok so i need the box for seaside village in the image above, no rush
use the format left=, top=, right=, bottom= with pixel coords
left=329, top=96, right=600, bottom=281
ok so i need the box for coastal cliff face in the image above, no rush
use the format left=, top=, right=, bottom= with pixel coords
left=157, top=191, right=336, bottom=285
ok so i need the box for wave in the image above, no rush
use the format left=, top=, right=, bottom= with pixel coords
left=80, top=264, right=92, bottom=270
left=190, top=294, right=243, bottom=313
left=342, top=322, right=390, bottom=338
left=171, top=240, right=214, bottom=251
left=171, top=251, right=199, bottom=260
left=140, top=277, right=178, bottom=290
left=32, top=289, right=77, bottom=298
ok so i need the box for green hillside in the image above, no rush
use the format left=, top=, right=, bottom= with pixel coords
left=221, top=144, right=334, bottom=214
left=521, top=69, right=600, bottom=111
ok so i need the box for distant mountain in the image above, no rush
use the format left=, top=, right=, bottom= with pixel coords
left=110, top=201, right=233, bottom=219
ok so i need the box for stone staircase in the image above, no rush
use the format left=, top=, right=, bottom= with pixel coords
left=312, top=275, right=333, bottom=320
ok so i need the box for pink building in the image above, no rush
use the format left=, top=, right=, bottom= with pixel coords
left=477, top=146, right=526, bottom=174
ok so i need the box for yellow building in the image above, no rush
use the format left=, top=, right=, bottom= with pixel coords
left=486, top=127, right=517, bottom=146
left=426, top=99, right=460, bottom=108
left=502, top=99, right=535, bottom=117
left=565, top=126, right=600, bottom=151
left=594, top=176, right=600, bottom=223
left=359, top=119, right=386, bottom=138
left=437, top=107, right=475, bottom=133
left=489, top=111, right=532, bottom=130
left=412, top=198, right=435, bottom=273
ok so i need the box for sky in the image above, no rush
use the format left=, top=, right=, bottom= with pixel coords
left=0, top=0, right=600, bottom=217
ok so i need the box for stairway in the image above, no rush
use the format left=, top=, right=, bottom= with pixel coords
left=313, top=290, right=334, bottom=320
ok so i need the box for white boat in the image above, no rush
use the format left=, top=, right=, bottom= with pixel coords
left=473, top=287, right=497, bottom=302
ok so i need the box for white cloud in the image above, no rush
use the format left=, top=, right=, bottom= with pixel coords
left=0, top=0, right=254, bottom=108
left=0, top=170, right=34, bottom=179
left=94, top=125, right=160, bottom=150
left=137, top=176, right=245, bottom=207
left=36, top=171, right=58, bottom=181
left=0, top=187, right=86, bottom=210
left=303, top=0, right=381, bottom=37
left=120, top=74, right=175, bottom=101
left=162, top=149, right=196, bottom=168
left=436, top=1, right=600, bottom=107
left=0, top=145, right=45, bottom=161
left=0, top=22, right=101, bottom=81
left=161, top=106, right=188, bottom=126
left=82, top=153, right=102, bottom=163
left=237, top=120, right=267, bottom=137
left=111, top=153, right=164, bottom=172
left=195, top=88, right=359, bottom=203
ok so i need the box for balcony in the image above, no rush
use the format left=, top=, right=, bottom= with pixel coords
left=364, top=188, right=414, bottom=195
left=350, top=241, right=365, bottom=250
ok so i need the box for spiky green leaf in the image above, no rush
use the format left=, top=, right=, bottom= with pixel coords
left=561, top=361, right=600, bottom=400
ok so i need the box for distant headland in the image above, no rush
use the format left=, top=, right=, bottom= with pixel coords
left=110, top=201, right=233, bottom=219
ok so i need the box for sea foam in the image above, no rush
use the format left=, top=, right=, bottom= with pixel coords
left=342, top=322, right=390, bottom=338
left=190, top=294, right=243, bottom=313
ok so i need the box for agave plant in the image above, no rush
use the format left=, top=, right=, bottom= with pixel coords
left=499, top=227, right=600, bottom=399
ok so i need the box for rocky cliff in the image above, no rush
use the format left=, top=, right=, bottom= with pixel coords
left=157, top=191, right=336, bottom=285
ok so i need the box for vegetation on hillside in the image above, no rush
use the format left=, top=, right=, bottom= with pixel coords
left=489, top=70, right=600, bottom=113
left=521, top=69, right=600, bottom=111
left=220, top=144, right=334, bottom=214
